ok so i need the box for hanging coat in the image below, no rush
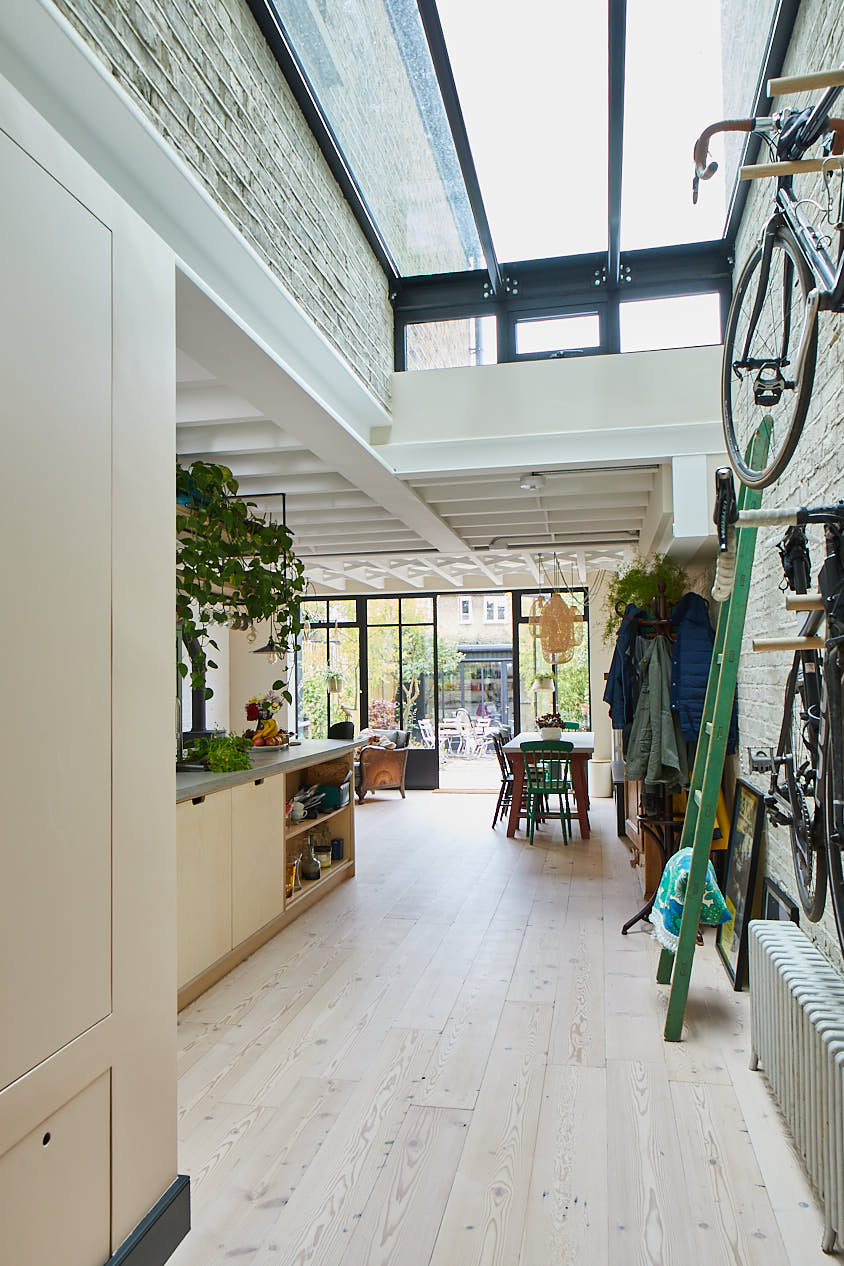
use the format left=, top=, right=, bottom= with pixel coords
left=670, top=592, right=738, bottom=751
left=625, top=636, right=689, bottom=794
left=603, top=603, right=645, bottom=729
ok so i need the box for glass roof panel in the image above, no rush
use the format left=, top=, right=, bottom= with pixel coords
left=622, top=0, right=777, bottom=251
left=269, top=0, right=484, bottom=274
left=435, top=0, right=608, bottom=263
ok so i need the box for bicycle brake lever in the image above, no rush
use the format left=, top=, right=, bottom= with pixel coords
left=714, top=467, right=738, bottom=551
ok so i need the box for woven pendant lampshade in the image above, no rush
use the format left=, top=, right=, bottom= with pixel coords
left=527, top=594, right=547, bottom=636
left=538, top=591, right=578, bottom=665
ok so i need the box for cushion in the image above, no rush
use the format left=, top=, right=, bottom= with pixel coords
left=361, top=728, right=399, bottom=747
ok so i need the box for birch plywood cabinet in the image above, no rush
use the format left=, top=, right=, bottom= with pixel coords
left=177, top=794, right=233, bottom=989
left=232, top=778, right=287, bottom=944
left=0, top=73, right=183, bottom=1266
left=176, top=742, right=356, bottom=1007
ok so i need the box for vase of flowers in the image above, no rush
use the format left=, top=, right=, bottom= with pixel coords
left=536, top=711, right=563, bottom=741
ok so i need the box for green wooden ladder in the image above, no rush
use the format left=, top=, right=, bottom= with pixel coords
left=657, top=422, right=771, bottom=1042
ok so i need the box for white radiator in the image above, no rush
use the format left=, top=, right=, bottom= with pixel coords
left=748, top=920, right=844, bottom=1253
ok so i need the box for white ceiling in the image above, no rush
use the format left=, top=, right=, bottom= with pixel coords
left=175, top=346, right=649, bottom=593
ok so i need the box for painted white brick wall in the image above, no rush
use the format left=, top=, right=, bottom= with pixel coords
left=52, top=0, right=395, bottom=407
left=731, top=0, right=844, bottom=965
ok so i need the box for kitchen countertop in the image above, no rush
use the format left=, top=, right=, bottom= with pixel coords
left=176, top=738, right=357, bottom=803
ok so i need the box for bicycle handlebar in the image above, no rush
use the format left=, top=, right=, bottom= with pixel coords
left=692, top=115, right=844, bottom=203
left=711, top=467, right=844, bottom=600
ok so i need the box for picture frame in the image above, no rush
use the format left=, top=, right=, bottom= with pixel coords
left=762, top=876, right=800, bottom=924
left=716, top=778, right=765, bottom=990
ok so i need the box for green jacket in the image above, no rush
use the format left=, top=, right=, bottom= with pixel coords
left=625, top=636, right=689, bottom=793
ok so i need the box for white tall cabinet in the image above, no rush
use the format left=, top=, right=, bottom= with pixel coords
left=0, top=73, right=181, bottom=1264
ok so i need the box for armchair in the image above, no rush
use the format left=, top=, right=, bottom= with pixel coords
left=355, top=744, right=410, bottom=801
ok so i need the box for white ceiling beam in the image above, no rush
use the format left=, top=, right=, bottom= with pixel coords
left=381, top=422, right=724, bottom=478
left=176, top=275, right=470, bottom=555
left=288, top=507, right=396, bottom=527
left=433, top=492, right=651, bottom=518
left=176, top=384, right=263, bottom=425
left=342, top=565, right=386, bottom=591
left=575, top=551, right=588, bottom=585
left=176, top=424, right=306, bottom=456
left=412, top=470, right=657, bottom=501
left=521, top=553, right=541, bottom=583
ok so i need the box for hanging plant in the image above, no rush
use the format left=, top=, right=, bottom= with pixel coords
left=176, top=461, right=306, bottom=702
left=604, top=553, right=689, bottom=640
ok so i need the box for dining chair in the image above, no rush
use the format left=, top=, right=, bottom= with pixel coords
left=491, top=734, right=514, bottom=828
left=521, top=740, right=574, bottom=845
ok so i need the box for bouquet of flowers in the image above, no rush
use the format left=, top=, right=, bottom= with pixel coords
left=245, top=691, right=284, bottom=721
left=536, top=712, right=563, bottom=729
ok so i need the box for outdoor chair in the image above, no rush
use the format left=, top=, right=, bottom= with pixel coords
left=491, top=734, right=514, bottom=828
left=521, top=740, right=573, bottom=845
left=418, top=718, right=436, bottom=749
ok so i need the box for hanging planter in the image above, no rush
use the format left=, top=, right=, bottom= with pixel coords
left=530, top=674, right=554, bottom=693
left=176, top=461, right=306, bottom=708
left=325, top=671, right=343, bottom=694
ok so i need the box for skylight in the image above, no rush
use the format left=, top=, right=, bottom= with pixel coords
left=435, top=0, right=608, bottom=262
left=269, top=0, right=484, bottom=274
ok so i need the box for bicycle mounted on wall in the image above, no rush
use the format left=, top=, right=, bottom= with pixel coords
left=694, top=64, right=844, bottom=488
left=713, top=465, right=844, bottom=954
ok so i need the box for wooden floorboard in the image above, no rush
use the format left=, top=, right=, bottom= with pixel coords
left=169, top=793, right=833, bottom=1266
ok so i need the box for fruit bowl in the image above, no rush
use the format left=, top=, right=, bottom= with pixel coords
left=249, top=741, right=289, bottom=761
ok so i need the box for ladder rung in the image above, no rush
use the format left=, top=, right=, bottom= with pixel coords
left=741, top=157, right=844, bottom=181
left=716, top=653, right=723, bottom=665
left=768, top=67, right=844, bottom=95
left=785, top=593, right=824, bottom=611
left=704, top=722, right=713, bottom=735
left=753, top=635, right=825, bottom=652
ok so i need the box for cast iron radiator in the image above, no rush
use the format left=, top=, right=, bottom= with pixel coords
left=748, top=919, right=844, bottom=1253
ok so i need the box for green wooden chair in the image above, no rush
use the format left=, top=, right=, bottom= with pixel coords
left=520, top=740, right=574, bottom=845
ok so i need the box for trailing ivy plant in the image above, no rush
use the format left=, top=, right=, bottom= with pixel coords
left=176, top=461, right=306, bottom=703
left=604, top=553, right=689, bottom=640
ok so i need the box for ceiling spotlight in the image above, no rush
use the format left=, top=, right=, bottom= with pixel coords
left=519, top=472, right=546, bottom=492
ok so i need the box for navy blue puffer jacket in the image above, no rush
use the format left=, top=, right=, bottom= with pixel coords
left=670, top=591, right=737, bottom=750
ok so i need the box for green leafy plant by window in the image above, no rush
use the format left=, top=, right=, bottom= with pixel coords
left=181, top=733, right=252, bottom=772
left=176, top=461, right=306, bottom=702
left=604, top=554, right=689, bottom=640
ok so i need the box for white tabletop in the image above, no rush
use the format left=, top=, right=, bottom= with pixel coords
left=504, top=731, right=595, bottom=755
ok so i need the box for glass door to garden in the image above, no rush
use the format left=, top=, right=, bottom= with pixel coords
left=296, top=598, right=361, bottom=739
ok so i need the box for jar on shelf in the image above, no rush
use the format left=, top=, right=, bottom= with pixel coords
left=313, top=838, right=332, bottom=871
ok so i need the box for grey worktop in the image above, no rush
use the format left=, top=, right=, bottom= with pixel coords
left=176, top=738, right=357, bottom=803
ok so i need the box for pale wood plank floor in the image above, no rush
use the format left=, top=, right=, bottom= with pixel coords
left=169, top=793, right=840, bottom=1266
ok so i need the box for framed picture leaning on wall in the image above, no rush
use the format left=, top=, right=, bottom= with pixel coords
left=762, top=876, right=800, bottom=924
left=716, top=778, right=765, bottom=990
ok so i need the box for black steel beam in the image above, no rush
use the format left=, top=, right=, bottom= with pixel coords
left=416, top=0, right=503, bottom=296
left=394, top=241, right=729, bottom=311
left=243, top=0, right=400, bottom=282
left=607, top=0, right=627, bottom=296
left=724, top=0, right=802, bottom=246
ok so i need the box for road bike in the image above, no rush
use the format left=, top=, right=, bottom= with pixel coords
left=694, top=69, right=844, bottom=488
left=713, top=467, right=844, bottom=950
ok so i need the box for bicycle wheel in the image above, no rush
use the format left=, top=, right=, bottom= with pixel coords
left=823, top=647, right=844, bottom=952
left=722, top=223, right=817, bottom=488
left=782, top=652, right=826, bottom=920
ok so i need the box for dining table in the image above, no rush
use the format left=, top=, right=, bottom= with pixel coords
left=503, top=731, right=595, bottom=840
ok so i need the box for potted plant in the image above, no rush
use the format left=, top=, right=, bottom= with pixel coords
left=325, top=671, right=343, bottom=694
left=176, top=461, right=306, bottom=742
left=530, top=673, right=554, bottom=693
left=537, top=712, right=564, bottom=741
left=604, top=553, right=688, bottom=639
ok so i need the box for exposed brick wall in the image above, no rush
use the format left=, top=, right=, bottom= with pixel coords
left=52, top=0, right=395, bottom=406
left=730, top=0, right=844, bottom=965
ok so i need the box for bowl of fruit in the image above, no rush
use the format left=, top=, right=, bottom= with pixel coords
left=246, top=717, right=290, bottom=758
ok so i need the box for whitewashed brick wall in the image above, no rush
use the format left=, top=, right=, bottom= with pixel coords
left=52, top=0, right=395, bottom=406
left=732, top=0, right=844, bottom=965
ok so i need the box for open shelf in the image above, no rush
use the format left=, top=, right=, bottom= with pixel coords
left=286, top=857, right=353, bottom=908
left=285, top=803, right=350, bottom=840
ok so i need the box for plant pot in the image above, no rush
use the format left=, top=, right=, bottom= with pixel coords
left=326, top=673, right=343, bottom=694
left=531, top=676, right=554, bottom=693
left=540, top=726, right=562, bottom=741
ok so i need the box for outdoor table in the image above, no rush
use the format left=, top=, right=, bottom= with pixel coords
left=503, top=731, right=595, bottom=840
